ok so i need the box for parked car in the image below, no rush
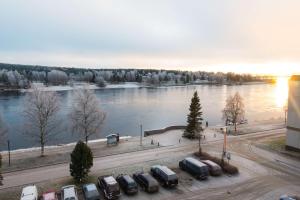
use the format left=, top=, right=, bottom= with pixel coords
left=20, top=185, right=38, bottom=200
left=61, top=185, right=78, bottom=200
left=98, top=176, right=120, bottom=199
left=42, top=191, right=58, bottom=200
left=82, top=183, right=100, bottom=200
left=116, top=174, right=138, bottom=195
left=201, top=160, right=222, bottom=176
left=179, top=157, right=209, bottom=180
left=150, top=165, right=178, bottom=187
left=132, top=172, right=159, bottom=193
left=280, top=195, right=298, bottom=200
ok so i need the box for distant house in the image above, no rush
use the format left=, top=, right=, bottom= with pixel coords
left=286, top=75, right=300, bottom=151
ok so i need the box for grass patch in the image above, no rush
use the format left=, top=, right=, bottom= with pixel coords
left=266, top=137, right=286, bottom=151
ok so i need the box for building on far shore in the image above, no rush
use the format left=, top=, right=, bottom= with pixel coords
left=286, top=75, right=300, bottom=151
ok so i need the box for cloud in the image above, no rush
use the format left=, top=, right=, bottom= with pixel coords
left=0, top=0, right=300, bottom=74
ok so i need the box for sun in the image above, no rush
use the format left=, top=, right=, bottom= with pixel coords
left=274, top=76, right=289, bottom=108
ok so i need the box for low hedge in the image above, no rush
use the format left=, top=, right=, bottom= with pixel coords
left=194, top=152, right=239, bottom=175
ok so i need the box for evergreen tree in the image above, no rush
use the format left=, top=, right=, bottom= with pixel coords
left=69, top=141, right=93, bottom=182
left=183, top=91, right=203, bottom=139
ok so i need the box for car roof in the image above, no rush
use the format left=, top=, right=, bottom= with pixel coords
left=103, top=176, right=117, bottom=185
left=202, top=160, right=220, bottom=167
left=22, top=185, right=36, bottom=196
left=185, top=157, right=207, bottom=167
left=62, top=186, right=76, bottom=198
left=122, top=175, right=135, bottom=183
left=141, top=173, right=157, bottom=184
left=155, top=165, right=176, bottom=176
left=84, top=184, right=97, bottom=192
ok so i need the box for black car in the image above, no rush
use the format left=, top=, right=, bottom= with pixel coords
left=82, top=183, right=100, bottom=200
left=132, top=172, right=159, bottom=193
left=116, top=174, right=138, bottom=195
left=150, top=165, right=178, bottom=187
left=179, top=157, right=209, bottom=180
left=97, top=176, right=120, bottom=199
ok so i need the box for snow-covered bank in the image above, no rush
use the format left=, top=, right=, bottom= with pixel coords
left=20, top=82, right=141, bottom=92
left=0, top=136, right=132, bottom=154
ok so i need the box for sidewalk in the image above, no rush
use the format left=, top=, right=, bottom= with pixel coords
left=1, top=136, right=157, bottom=173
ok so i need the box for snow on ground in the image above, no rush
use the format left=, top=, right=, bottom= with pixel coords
left=0, top=136, right=131, bottom=154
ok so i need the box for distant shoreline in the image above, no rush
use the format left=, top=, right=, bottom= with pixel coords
left=0, top=81, right=268, bottom=92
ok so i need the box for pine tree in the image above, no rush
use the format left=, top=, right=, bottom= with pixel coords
left=69, top=141, right=93, bottom=182
left=183, top=91, right=203, bottom=139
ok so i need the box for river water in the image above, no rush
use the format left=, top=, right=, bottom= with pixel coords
left=0, top=83, right=287, bottom=150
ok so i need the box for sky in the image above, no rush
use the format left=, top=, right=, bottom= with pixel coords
left=0, top=0, right=300, bottom=75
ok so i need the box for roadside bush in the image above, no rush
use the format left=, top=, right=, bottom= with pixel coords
left=194, top=151, right=239, bottom=175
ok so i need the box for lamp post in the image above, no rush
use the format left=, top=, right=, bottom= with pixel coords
left=7, top=140, right=11, bottom=166
left=140, top=124, right=143, bottom=146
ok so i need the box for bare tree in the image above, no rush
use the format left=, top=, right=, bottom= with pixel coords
left=223, top=92, right=245, bottom=133
left=70, top=88, right=106, bottom=144
left=23, top=88, right=60, bottom=156
left=0, top=114, right=7, bottom=186
left=0, top=114, right=8, bottom=145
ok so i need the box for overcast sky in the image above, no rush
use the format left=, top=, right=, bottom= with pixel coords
left=0, top=0, right=300, bottom=74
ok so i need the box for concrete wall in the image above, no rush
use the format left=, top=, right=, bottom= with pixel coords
left=286, top=76, right=300, bottom=150
left=286, top=129, right=300, bottom=151
left=144, top=125, right=186, bottom=136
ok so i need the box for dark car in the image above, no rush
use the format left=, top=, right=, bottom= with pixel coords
left=97, top=176, right=120, bottom=199
left=132, top=172, right=159, bottom=193
left=179, top=157, right=209, bottom=180
left=201, top=160, right=222, bottom=176
left=116, top=175, right=138, bottom=195
left=150, top=165, right=178, bottom=187
left=82, top=183, right=100, bottom=200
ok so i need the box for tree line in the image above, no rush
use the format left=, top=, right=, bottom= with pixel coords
left=0, top=63, right=265, bottom=89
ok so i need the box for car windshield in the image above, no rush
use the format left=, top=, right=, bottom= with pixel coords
left=128, top=181, right=137, bottom=188
left=65, top=198, right=75, bottom=200
left=168, top=174, right=178, bottom=180
left=108, top=183, right=119, bottom=192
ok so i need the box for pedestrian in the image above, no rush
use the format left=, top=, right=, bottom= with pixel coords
left=206, top=121, right=208, bottom=127
left=158, top=142, right=160, bottom=147
left=179, top=138, right=181, bottom=143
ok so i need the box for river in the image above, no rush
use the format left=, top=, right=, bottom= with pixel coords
left=0, top=82, right=288, bottom=150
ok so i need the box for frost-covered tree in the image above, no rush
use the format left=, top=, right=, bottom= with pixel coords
left=0, top=114, right=8, bottom=143
left=23, top=88, right=60, bottom=156
left=95, top=76, right=106, bottom=87
left=223, top=92, right=245, bottom=133
left=0, top=114, right=6, bottom=186
left=70, top=88, right=106, bottom=144
left=47, top=70, right=68, bottom=85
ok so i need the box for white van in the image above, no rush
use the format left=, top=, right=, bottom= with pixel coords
left=20, top=185, right=38, bottom=200
left=61, top=185, right=78, bottom=200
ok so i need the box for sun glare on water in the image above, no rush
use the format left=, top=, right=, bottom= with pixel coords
left=274, top=76, right=289, bottom=108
